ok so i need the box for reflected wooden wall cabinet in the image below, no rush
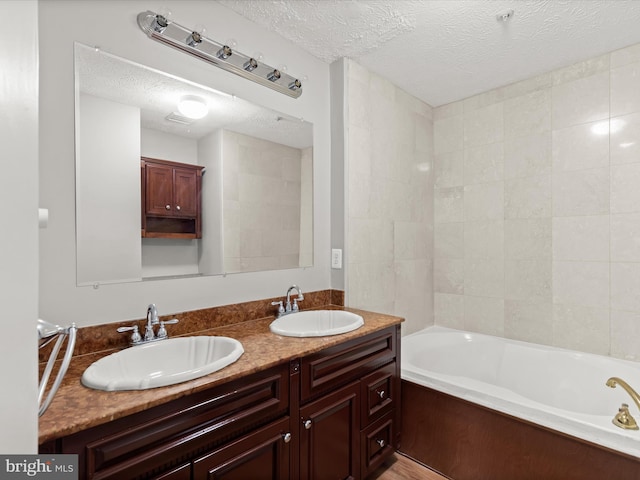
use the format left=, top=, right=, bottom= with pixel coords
left=141, top=157, right=204, bottom=239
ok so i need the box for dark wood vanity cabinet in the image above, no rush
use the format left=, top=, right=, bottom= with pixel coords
left=298, top=325, right=400, bottom=479
left=141, top=157, right=204, bottom=239
left=41, top=326, right=400, bottom=480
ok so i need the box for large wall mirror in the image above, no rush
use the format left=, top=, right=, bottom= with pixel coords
left=74, top=43, right=313, bottom=286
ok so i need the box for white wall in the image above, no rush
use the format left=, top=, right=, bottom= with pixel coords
left=198, top=129, right=225, bottom=275
left=39, top=0, right=332, bottom=326
left=300, top=147, right=314, bottom=267
left=141, top=127, right=198, bottom=165
left=77, top=93, right=142, bottom=285
left=1, top=0, right=39, bottom=452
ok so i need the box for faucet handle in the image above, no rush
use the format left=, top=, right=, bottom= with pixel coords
left=292, top=298, right=300, bottom=312
left=117, top=325, right=141, bottom=344
left=271, top=300, right=285, bottom=316
left=157, top=318, right=179, bottom=339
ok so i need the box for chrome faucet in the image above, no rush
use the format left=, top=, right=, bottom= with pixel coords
left=145, top=303, right=159, bottom=341
left=606, top=377, right=640, bottom=430
left=286, top=285, right=304, bottom=313
left=271, top=285, right=304, bottom=317
left=117, top=303, right=179, bottom=346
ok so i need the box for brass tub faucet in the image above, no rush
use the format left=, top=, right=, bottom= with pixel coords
left=606, top=377, right=640, bottom=430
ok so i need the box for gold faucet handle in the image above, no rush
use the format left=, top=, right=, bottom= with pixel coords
left=613, top=403, right=639, bottom=430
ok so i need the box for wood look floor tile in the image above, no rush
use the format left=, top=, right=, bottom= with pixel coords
left=369, top=453, right=450, bottom=480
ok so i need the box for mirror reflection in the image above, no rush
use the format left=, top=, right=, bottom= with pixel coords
left=74, top=43, right=313, bottom=285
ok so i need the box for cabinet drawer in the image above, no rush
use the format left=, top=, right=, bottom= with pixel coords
left=193, top=417, right=290, bottom=480
left=153, top=463, right=191, bottom=480
left=63, top=364, right=289, bottom=480
left=360, top=361, right=396, bottom=426
left=301, top=326, right=396, bottom=403
left=360, top=411, right=395, bottom=478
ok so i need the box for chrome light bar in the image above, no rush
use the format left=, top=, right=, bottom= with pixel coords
left=137, top=11, right=303, bottom=99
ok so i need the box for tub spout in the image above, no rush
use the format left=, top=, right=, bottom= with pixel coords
left=607, top=377, right=640, bottom=412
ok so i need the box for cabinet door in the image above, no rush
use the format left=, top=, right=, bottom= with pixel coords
left=193, top=417, right=290, bottom=480
left=173, top=167, right=198, bottom=217
left=145, top=163, right=174, bottom=216
left=299, top=382, right=360, bottom=480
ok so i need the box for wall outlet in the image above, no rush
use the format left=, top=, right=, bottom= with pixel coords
left=331, top=248, right=342, bottom=269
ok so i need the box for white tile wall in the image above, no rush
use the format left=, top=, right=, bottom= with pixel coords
left=346, top=60, right=434, bottom=334
left=222, top=131, right=304, bottom=272
left=433, top=42, right=640, bottom=361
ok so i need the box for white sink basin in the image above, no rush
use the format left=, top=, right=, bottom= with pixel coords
left=81, top=336, right=244, bottom=391
left=269, top=310, right=364, bottom=337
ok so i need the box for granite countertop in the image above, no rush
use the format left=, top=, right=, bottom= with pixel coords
left=39, top=307, right=403, bottom=444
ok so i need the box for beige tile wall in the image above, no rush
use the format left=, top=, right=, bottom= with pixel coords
left=433, top=42, right=640, bottom=361
left=223, top=130, right=303, bottom=273
left=346, top=60, right=434, bottom=335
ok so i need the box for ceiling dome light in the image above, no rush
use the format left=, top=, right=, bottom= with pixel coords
left=177, top=95, right=208, bottom=119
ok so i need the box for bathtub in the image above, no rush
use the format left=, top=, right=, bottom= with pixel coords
left=401, top=326, right=640, bottom=462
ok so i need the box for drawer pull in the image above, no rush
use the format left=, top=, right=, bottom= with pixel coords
left=376, top=390, right=385, bottom=399
left=282, top=432, right=292, bottom=443
left=303, top=419, right=312, bottom=430
left=376, top=439, right=385, bottom=448
left=176, top=205, right=181, bottom=211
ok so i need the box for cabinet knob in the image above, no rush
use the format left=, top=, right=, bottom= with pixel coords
left=377, top=390, right=385, bottom=399
left=282, top=432, right=292, bottom=443
left=176, top=205, right=181, bottom=211
left=303, top=419, right=312, bottom=430
left=165, top=204, right=171, bottom=210
left=376, top=439, right=385, bottom=448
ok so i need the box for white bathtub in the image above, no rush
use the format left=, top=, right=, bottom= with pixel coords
left=401, top=326, right=640, bottom=459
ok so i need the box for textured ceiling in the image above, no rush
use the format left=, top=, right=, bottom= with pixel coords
left=218, top=0, right=640, bottom=106
left=76, top=44, right=312, bottom=148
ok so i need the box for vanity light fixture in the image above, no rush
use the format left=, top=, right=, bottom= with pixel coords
left=243, top=57, right=258, bottom=72
left=151, top=13, right=169, bottom=33
left=177, top=95, right=208, bottom=119
left=137, top=10, right=303, bottom=98
left=289, top=79, right=302, bottom=91
left=267, top=69, right=281, bottom=82
left=186, top=31, right=203, bottom=48
left=217, top=45, right=232, bottom=60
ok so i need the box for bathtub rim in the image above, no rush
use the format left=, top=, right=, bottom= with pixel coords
left=401, top=325, right=640, bottom=460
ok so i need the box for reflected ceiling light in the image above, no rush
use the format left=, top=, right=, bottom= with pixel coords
left=177, top=95, right=208, bottom=119
left=591, top=118, right=626, bottom=136
left=620, top=142, right=635, bottom=149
